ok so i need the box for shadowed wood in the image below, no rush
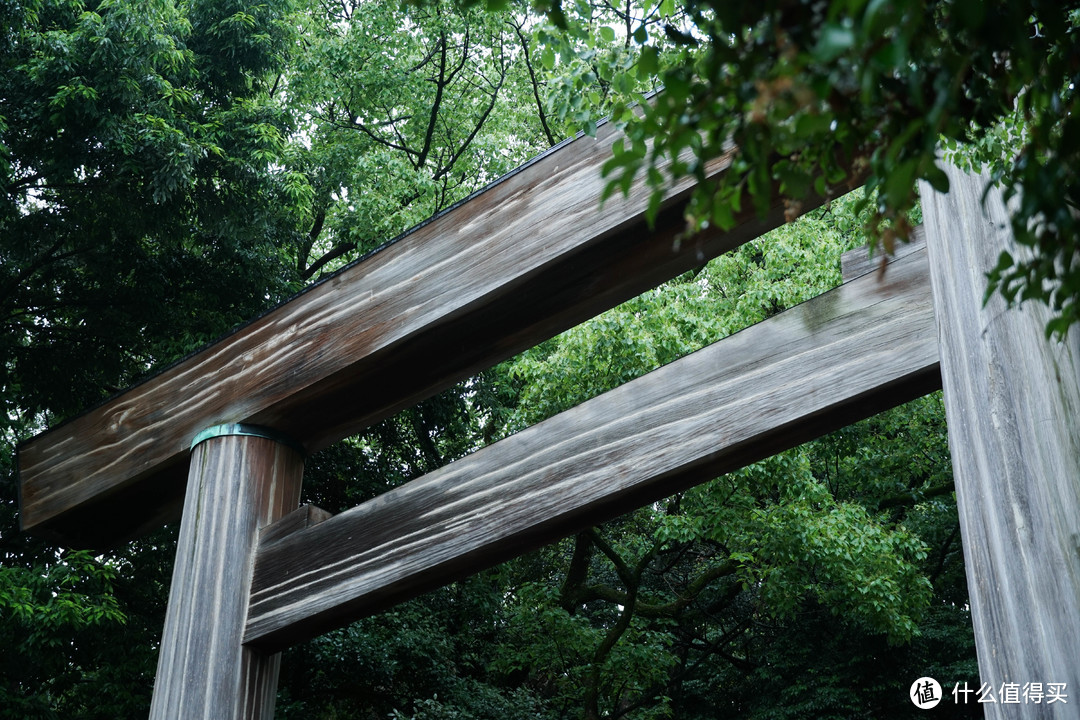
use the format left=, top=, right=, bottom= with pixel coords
left=150, top=433, right=303, bottom=720
left=920, top=165, right=1080, bottom=718
left=244, top=246, right=940, bottom=651
left=840, top=226, right=925, bottom=282
left=18, top=125, right=812, bottom=549
left=259, top=504, right=333, bottom=546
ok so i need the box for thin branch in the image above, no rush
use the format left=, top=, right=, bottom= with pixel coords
left=929, top=523, right=961, bottom=588
left=325, top=112, right=419, bottom=160
left=511, top=18, right=557, bottom=146
left=875, top=480, right=955, bottom=512
left=432, top=71, right=505, bottom=183
left=586, top=527, right=635, bottom=586
left=417, top=31, right=450, bottom=170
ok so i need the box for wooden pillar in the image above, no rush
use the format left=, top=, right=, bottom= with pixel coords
left=150, top=425, right=304, bottom=720
left=921, top=165, right=1080, bottom=715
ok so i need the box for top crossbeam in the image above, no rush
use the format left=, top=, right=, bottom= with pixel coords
left=17, top=123, right=804, bottom=548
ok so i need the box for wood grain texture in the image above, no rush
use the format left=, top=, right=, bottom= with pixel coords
left=840, top=226, right=925, bottom=282
left=259, top=504, right=333, bottom=546
left=19, top=125, right=811, bottom=549
left=149, top=434, right=303, bottom=720
left=244, top=246, right=941, bottom=651
left=920, top=165, right=1080, bottom=719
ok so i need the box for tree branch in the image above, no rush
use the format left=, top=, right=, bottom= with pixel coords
left=301, top=240, right=357, bottom=281
left=416, top=31, right=449, bottom=170
left=929, top=522, right=961, bottom=588
left=875, top=480, right=955, bottom=512
left=560, top=532, right=595, bottom=612
left=511, top=18, right=557, bottom=146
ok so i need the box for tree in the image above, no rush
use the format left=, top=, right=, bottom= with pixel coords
left=0, top=0, right=305, bottom=427
left=281, top=0, right=558, bottom=281
left=0, top=0, right=561, bottom=716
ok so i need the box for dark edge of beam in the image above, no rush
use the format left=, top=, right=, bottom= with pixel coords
left=244, top=247, right=941, bottom=652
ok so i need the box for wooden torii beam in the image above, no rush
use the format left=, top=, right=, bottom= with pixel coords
left=15, top=112, right=1079, bottom=719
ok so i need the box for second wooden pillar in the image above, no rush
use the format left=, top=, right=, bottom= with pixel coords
left=921, top=164, right=1080, bottom=716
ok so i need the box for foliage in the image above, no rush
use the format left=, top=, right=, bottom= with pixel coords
left=1, top=424, right=172, bottom=719
left=514, top=0, right=1080, bottom=335
left=1, top=1, right=301, bottom=717
left=441, top=198, right=972, bottom=718
left=280, top=0, right=556, bottom=280
left=0, top=547, right=124, bottom=719
left=0, top=1, right=559, bottom=717
left=0, top=0, right=306, bottom=426
left=277, top=570, right=556, bottom=720
left=501, top=189, right=867, bottom=432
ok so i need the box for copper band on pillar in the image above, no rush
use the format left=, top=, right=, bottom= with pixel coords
left=191, top=423, right=305, bottom=456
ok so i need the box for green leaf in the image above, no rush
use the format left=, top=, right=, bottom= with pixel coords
left=883, top=158, right=918, bottom=209
left=921, top=163, right=950, bottom=194
left=814, top=23, right=855, bottom=63
left=795, top=113, right=832, bottom=137
left=814, top=175, right=828, bottom=196
left=712, top=199, right=736, bottom=230
left=646, top=188, right=663, bottom=224
left=638, top=46, right=659, bottom=78
left=776, top=162, right=812, bottom=198
left=541, top=45, right=556, bottom=70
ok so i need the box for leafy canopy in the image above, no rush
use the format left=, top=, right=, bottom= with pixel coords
left=465, top=0, right=1080, bottom=335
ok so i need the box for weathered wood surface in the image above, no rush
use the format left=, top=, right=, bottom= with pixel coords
left=150, top=430, right=304, bottom=720
left=259, top=504, right=333, bottom=546
left=245, top=245, right=941, bottom=651
left=19, top=125, right=809, bottom=549
left=920, top=166, right=1080, bottom=718
left=840, top=226, right=926, bottom=282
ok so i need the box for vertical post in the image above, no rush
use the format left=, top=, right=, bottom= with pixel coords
left=150, top=425, right=304, bottom=720
left=921, top=164, right=1080, bottom=716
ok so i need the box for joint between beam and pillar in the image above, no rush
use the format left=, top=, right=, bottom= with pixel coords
left=191, top=423, right=306, bottom=457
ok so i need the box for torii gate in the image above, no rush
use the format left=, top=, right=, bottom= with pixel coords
left=16, top=122, right=1080, bottom=719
